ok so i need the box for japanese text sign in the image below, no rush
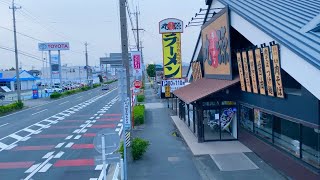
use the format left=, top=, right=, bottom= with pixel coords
left=236, top=52, right=246, bottom=91
left=130, top=51, right=142, bottom=77
left=271, top=44, right=284, bottom=98
left=248, top=49, right=259, bottom=94
left=159, top=18, right=183, bottom=34
left=162, top=33, right=182, bottom=78
left=255, top=48, right=266, bottom=95
left=262, top=46, right=274, bottom=97
left=242, top=51, right=252, bottom=93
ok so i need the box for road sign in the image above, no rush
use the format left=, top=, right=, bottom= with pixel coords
left=165, top=85, right=171, bottom=97
left=94, top=153, right=120, bottom=165
left=161, top=78, right=186, bottom=93
left=133, top=80, right=142, bottom=89
left=38, top=42, right=70, bottom=51
left=93, top=130, right=120, bottom=154
left=123, top=97, right=131, bottom=130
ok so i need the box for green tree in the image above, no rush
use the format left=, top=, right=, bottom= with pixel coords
left=146, top=64, right=156, bottom=77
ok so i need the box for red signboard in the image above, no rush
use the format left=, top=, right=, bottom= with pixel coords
left=134, top=80, right=142, bottom=89
left=133, top=55, right=141, bottom=69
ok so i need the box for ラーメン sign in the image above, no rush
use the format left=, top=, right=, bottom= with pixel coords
left=38, top=42, right=70, bottom=51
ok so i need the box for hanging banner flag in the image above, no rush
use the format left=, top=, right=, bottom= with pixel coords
left=255, top=48, right=266, bottom=95
left=262, top=46, right=274, bottom=97
left=130, top=51, right=142, bottom=79
left=236, top=52, right=246, bottom=91
left=241, top=51, right=252, bottom=93
left=248, top=49, right=259, bottom=94
left=271, top=44, right=284, bottom=98
left=159, top=18, right=183, bottom=79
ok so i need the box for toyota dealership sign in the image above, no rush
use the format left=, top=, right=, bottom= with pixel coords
left=38, top=42, right=70, bottom=51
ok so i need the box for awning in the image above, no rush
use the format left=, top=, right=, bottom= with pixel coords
left=173, top=77, right=240, bottom=104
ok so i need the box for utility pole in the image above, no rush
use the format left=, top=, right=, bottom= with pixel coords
left=10, top=0, right=21, bottom=101
left=132, top=6, right=144, bottom=52
left=85, top=42, right=89, bottom=83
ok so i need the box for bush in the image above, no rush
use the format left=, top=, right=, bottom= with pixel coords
left=0, top=101, right=24, bottom=115
left=93, top=84, right=101, bottom=88
left=133, top=104, right=145, bottom=125
left=137, top=95, right=145, bottom=102
left=118, top=141, right=124, bottom=159
left=81, top=86, right=90, bottom=91
left=50, top=92, right=63, bottom=99
left=104, top=79, right=118, bottom=84
left=131, top=137, right=150, bottom=160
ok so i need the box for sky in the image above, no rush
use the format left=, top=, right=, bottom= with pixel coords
left=0, top=0, right=206, bottom=70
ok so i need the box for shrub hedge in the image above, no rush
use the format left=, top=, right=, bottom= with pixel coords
left=133, top=104, right=145, bottom=125
left=131, top=137, right=150, bottom=160
left=0, top=101, right=24, bottom=115
left=50, top=92, right=63, bottom=99
left=137, top=95, right=145, bottom=102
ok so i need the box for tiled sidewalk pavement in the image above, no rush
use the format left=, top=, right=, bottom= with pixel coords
left=127, top=83, right=201, bottom=180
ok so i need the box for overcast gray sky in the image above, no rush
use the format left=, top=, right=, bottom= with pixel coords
left=0, top=0, right=205, bottom=70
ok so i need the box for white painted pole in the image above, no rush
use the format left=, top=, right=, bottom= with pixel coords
left=102, top=135, right=107, bottom=180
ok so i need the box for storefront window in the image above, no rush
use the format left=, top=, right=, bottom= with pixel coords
left=240, top=105, right=253, bottom=132
left=254, top=109, right=273, bottom=143
left=273, top=117, right=300, bottom=157
left=302, top=126, right=320, bottom=168
left=204, top=109, right=220, bottom=141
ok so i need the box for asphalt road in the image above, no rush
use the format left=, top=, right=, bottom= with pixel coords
left=0, top=84, right=122, bottom=180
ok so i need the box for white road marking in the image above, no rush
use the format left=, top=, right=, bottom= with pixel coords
left=89, top=178, right=98, bottom=180
left=92, top=120, right=96, bottom=123
left=120, top=119, right=123, bottom=122
left=54, top=151, right=64, bottom=159
left=0, top=123, right=9, bottom=128
left=33, top=130, right=42, bottom=134
left=9, top=134, right=24, bottom=141
left=80, top=124, right=86, bottom=128
left=21, top=137, right=31, bottom=141
left=80, top=129, right=87, bottom=133
left=76, top=96, right=83, bottom=99
left=42, top=151, right=55, bottom=159
left=115, top=128, right=120, bottom=132
left=95, top=164, right=103, bottom=170
left=23, top=128, right=37, bottom=133
left=0, top=142, right=8, bottom=149
left=98, top=165, right=109, bottom=180
left=74, top=135, right=81, bottom=139
left=87, top=124, right=93, bottom=127
left=59, top=101, right=69, bottom=105
left=24, top=156, right=53, bottom=180
left=42, top=119, right=58, bottom=124
left=90, top=117, right=94, bottom=119
left=5, top=144, right=17, bottom=150
left=94, top=114, right=98, bottom=116
left=65, top=135, right=73, bottom=140
left=33, top=123, right=49, bottom=128
left=31, top=109, right=48, bottom=116
left=73, top=129, right=81, bottom=133
left=117, top=123, right=122, bottom=127
left=55, top=142, right=65, bottom=148
left=25, top=163, right=40, bottom=173
left=65, top=142, right=74, bottom=148
left=86, top=120, right=92, bottom=123
left=96, top=117, right=100, bottom=119
left=39, top=163, right=52, bottom=173
left=118, top=124, right=123, bottom=136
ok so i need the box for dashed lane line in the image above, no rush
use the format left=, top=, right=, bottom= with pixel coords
left=59, top=101, right=69, bottom=105
left=31, top=109, right=48, bottom=116
left=0, top=123, right=9, bottom=128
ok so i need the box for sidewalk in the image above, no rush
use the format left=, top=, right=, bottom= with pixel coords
left=128, top=82, right=201, bottom=180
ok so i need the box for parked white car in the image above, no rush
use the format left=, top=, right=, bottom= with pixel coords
left=44, top=86, right=63, bottom=93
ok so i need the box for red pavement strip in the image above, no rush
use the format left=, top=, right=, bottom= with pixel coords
left=0, top=161, right=34, bottom=169
left=83, top=133, right=96, bottom=137
left=98, top=118, right=121, bottom=121
left=50, top=125, right=79, bottom=129
left=33, top=134, right=69, bottom=138
left=102, top=114, right=121, bottom=116
left=91, top=124, right=116, bottom=128
left=53, top=159, right=94, bottom=167
left=71, top=144, right=94, bottom=149
left=12, top=145, right=55, bottom=151
left=63, top=120, right=86, bottom=122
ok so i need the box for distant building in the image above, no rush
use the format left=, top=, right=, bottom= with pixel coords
left=0, top=70, right=37, bottom=91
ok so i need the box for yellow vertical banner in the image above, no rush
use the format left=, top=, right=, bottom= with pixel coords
left=236, top=52, right=246, bottom=91
left=242, top=51, right=252, bottom=93
left=255, top=48, right=266, bottom=95
left=271, top=44, right=284, bottom=98
left=162, top=33, right=182, bottom=79
left=248, top=50, right=259, bottom=94
left=262, top=46, right=274, bottom=97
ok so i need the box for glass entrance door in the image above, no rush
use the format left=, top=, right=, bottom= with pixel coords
left=203, top=109, right=220, bottom=141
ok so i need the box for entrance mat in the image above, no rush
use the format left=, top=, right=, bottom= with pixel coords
left=210, top=153, right=259, bottom=171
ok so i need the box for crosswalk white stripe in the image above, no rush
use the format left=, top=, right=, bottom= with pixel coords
left=42, top=151, right=55, bottom=159
left=42, top=119, right=58, bottom=124
left=55, top=142, right=65, bottom=148
left=38, top=163, right=52, bottom=173
left=73, top=129, right=80, bottom=133
left=74, top=135, right=81, bottom=140
left=23, top=128, right=37, bottom=133
left=65, top=142, right=74, bottom=148
left=54, top=151, right=64, bottom=159
left=34, top=123, right=49, bottom=128
left=9, top=134, right=24, bottom=140
left=65, top=135, right=73, bottom=140
left=25, top=163, right=40, bottom=173
left=95, top=164, right=103, bottom=170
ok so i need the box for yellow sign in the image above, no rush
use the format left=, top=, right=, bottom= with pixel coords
left=242, top=51, right=252, bottom=93
left=271, top=44, right=284, bottom=98
left=262, top=46, right=274, bottom=97
left=236, top=52, right=246, bottom=91
left=162, top=33, right=182, bottom=79
left=255, top=48, right=266, bottom=95
left=165, top=86, right=171, bottom=97
left=248, top=50, right=259, bottom=94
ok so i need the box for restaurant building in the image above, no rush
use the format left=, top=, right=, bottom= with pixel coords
left=172, top=0, right=320, bottom=178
